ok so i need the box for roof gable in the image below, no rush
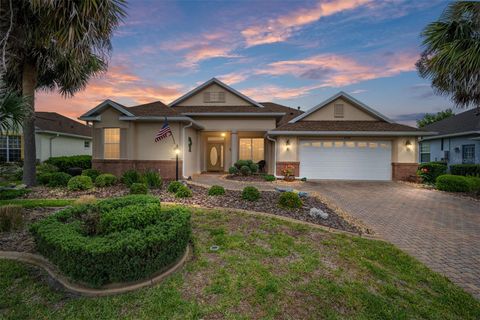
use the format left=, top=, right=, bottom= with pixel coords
left=169, top=78, right=264, bottom=108
left=79, top=99, right=133, bottom=119
left=289, top=92, right=392, bottom=123
left=36, top=112, right=92, bottom=137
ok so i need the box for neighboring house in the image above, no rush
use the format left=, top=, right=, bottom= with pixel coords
left=79, top=78, right=430, bottom=181
left=419, top=108, right=480, bottom=165
left=0, top=112, right=92, bottom=163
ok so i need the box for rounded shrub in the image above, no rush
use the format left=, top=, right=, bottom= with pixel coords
left=240, top=165, right=252, bottom=176
left=234, top=160, right=250, bottom=169
left=242, top=186, right=260, bottom=201
left=175, top=185, right=193, bottom=198
left=249, top=163, right=259, bottom=173
left=263, top=174, right=276, bottom=182
left=37, top=172, right=53, bottom=185
left=47, top=172, right=72, bottom=187
left=278, top=192, right=302, bottom=209
left=82, top=169, right=101, bottom=181
left=208, top=185, right=225, bottom=196
left=466, top=176, right=480, bottom=194
left=95, top=173, right=117, bottom=187
left=36, top=163, right=58, bottom=174
left=30, top=195, right=191, bottom=287
left=68, top=175, right=93, bottom=191
left=130, top=182, right=148, bottom=194
left=436, top=174, right=470, bottom=192
left=228, top=166, right=239, bottom=175
left=167, top=181, right=184, bottom=193
left=143, top=170, right=162, bottom=189
left=122, top=169, right=143, bottom=187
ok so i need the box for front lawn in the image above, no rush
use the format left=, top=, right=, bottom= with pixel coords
left=0, top=207, right=479, bottom=319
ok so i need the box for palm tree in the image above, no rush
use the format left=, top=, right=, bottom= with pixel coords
left=0, top=84, right=27, bottom=134
left=416, top=1, right=480, bottom=109
left=0, top=0, right=126, bottom=185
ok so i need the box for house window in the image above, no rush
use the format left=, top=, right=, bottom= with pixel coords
left=204, top=91, right=226, bottom=103
left=334, top=104, right=344, bottom=118
left=84, top=141, right=90, bottom=148
left=0, top=135, right=21, bottom=162
left=420, top=142, right=430, bottom=163
left=104, top=128, right=120, bottom=159
left=239, top=138, right=264, bottom=162
left=462, top=144, right=475, bottom=164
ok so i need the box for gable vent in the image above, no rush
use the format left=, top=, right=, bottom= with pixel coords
left=204, top=91, right=226, bottom=103
left=334, top=103, right=344, bottom=118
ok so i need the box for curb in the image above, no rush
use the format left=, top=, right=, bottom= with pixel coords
left=0, top=245, right=190, bottom=297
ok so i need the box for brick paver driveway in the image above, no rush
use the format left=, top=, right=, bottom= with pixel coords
left=305, top=181, right=480, bottom=299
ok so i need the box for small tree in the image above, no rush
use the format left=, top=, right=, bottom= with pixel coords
left=417, top=109, right=454, bottom=128
left=0, top=83, right=26, bottom=134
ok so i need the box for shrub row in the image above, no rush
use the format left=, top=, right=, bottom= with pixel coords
left=30, top=195, right=192, bottom=287
left=45, top=155, right=92, bottom=172
left=229, top=160, right=259, bottom=176
left=449, top=164, right=480, bottom=177
left=0, top=189, right=30, bottom=200
left=436, top=174, right=480, bottom=194
left=417, top=162, right=447, bottom=184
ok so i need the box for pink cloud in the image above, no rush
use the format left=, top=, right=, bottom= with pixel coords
left=217, top=72, right=249, bottom=85
left=242, top=83, right=322, bottom=101
left=242, top=0, right=372, bottom=47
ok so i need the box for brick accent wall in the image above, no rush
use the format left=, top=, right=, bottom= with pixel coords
left=392, top=162, right=418, bottom=181
left=276, top=161, right=300, bottom=177
left=93, top=159, right=183, bottom=179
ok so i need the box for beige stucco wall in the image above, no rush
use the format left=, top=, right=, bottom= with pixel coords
left=183, top=126, right=200, bottom=177
left=134, top=122, right=182, bottom=161
left=303, top=98, right=377, bottom=121
left=192, top=117, right=277, bottom=131
left=36, top=133, right=91, bottom=162
left=176, top=83, right=253, bottom=106
left=392, top=137, right=418, bottom=163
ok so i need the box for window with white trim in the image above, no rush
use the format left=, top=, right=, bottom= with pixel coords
left=239, top=138, right=264, bottom=162
left=204, top=91, right=226, bottom=103
left=84, top=141, right=90, bottom=148
left=104, top=128, right=120, bottom=159
left=334, top=103, right=344, bottom=118
left=0, top=135, right=21, bottom=162
left=420, top=142, right=430, bottom=163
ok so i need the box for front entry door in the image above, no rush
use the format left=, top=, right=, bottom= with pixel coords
left=207, top=143, right=223, bottom=171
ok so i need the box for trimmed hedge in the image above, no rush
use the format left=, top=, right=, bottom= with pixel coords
left=30, top=195, right=191, bottom=287
left=175, top=185, right=193, bottom=198
left=67, top=175, right=93, bottom=191
left=417, top=162, right=447, bottom=184
left=240, top=165, right=252, bottom=176
left=208, top=185, right=225, bottom=196
left=263, top=174, right=276, bottom=182
left=436, top=175, right=470, bottom=192
left=45, top=155, right=92, bottom=172
left=95, top=174, right=117, bottom=187
left=130, top=183, right=148, bottom=194
left=450, top=164, right=480, bottom=177
left=47, top=172, right=72, bottom=187
left=242, top=186, right=260, bottom=201
left=82, top=169, right=101, bottom=181
left=278, top=192, right=302, bottom=209
left=228, top=166, right=239, bottom=175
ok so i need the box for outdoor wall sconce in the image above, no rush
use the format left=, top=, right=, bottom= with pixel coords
left=221, top=132, right=226, bottom=137
left=286, top=139, right=291, bottom=151
left=405, top=140, right=412, bottom=151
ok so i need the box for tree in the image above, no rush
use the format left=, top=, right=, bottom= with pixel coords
left=416, top=2, right=480, bottom=109
left=0, top=0, right=126, bottom=185
left=0, top=82, right=27, bottom=134
left=417, top=108, right=454, bottom=128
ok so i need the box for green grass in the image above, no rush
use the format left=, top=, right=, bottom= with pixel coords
left=0, top=206, right=479, bottom=319
left=0, top=199, right=74, bottom=208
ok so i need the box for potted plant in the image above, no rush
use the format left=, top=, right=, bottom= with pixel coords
left=281, top=165, right=295, bottom=182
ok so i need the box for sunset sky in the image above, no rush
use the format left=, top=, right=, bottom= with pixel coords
left=37, top=0, right=459, bottom=126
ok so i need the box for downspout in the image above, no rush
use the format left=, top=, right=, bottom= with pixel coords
left=182, top=122, right=193, bottom=179
left=49, top=133, right=60, bottom=159
left=266, top=135, right=278, bottom=177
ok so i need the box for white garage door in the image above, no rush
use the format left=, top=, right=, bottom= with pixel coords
left=299, top=140, right=392, bottom=180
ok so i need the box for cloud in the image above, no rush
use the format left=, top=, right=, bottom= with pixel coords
left=242, top=83, right=322, bottom=101
left=241, top=0, right=372, bottom=47
left=350, top=89, right=367, bottom=94
left=257, top=51, right=417, bottom=87
left=217, top=72, right=249, bottom=85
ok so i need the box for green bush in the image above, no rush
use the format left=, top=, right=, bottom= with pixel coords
left=45, top=155, right=92, bottom=172
left=175, top=185, right=193, bottom=198
left=130, top=183, right=148, bottom=195
left=417, top=162, right=447, bottom=184
left=167, top=181, right=183, bottom=193
left=68, top=175, right=93, bottom=191
left=0, top=205, right=24, bottom=231
left=82, top=169, right=101, bottom=181
left=436, top=175, right=470, bottom=192
left=94, top=173, right=117, bottom=187
left=228, top=166, right=239, bottom=175
left=37, top=163, right=58, bottom=174
left=143, top=170, right=162, bottom=189
left=208, top=185, right=225, bottom=196
left=242, top=186, right=260, bottom=201
left=0, top=163, right=23, bottom=181
left=466, top=176, right=480, bottom=194
left=47, top=172, right=72, bottom=188
left=278, top=192, right=302, bottom=209
left=450, top=164, right=480, bottom=177
left=37, top=172, right=52, bottom=185
left=263, top=174, right=276, bottom=182
left=249, top=163, right=259, bottom=173
left=0, top=189, right=30, bottom=200
left=30, top=195, right=191, bottom=287
left=234, top=160, right=250, bottom=169
left=122, top=169, right=143, bottom=187
left=240, top=165, right=252, bottom=176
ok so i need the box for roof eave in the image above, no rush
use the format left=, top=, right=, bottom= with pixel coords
left=181, top=112, right=286, bottom=117
left=419, top=130, right=480, bottom=141
left=118, top=116, right=204, bottom=129
left=35, top=129, right=92, bottom=139
left=267, top=130, right=433, bottom=137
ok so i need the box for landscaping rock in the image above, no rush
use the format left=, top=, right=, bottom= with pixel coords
left=275, top=187, right=293, bottom=193
left=309, top=207, right=329, bottom=220
left=298, top=191, right=309, bottom=198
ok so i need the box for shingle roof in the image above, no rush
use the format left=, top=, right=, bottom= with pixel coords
left=422, top=108, right=480, bottom=135
left=35, top=112, right=92, bottom=137
left=126, top=101, right=181, bottom=116
left=272, top=120, right=424, bottom=132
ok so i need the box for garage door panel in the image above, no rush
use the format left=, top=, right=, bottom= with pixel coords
left=299, top=140, right=391, bottom=180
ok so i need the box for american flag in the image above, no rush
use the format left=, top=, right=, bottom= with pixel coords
left=155, top=119, right=173, bottom=142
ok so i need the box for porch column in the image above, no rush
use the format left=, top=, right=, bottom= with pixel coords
left=231, top=130, right=238, bottom=166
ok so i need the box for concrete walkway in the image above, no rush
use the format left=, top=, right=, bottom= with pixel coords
left=192, top=174, right=480, bottom=299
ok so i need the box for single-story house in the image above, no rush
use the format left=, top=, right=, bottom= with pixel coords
left=0, top=112, right=92, bottom=163
left=419, top=108, right=480, bottom=164
left=79, top=78, right=431, bottom=181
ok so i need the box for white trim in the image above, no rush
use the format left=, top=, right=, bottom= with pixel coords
left=419, top=131, right=480, bottom=141
left=78, top=116, right=101, bottom=121
left=168, top=78, right=264, bottom=108
left=267, top=130, right=432, bottom=137
left=289, top=91, right=393, bottom=123
left=117, top=116, right=204, bottom=129
left=182, top=112, right=285, bottom=117
left=79, top=99, right=134, bottom=119
left=35, top=130, right=92, bottom=140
